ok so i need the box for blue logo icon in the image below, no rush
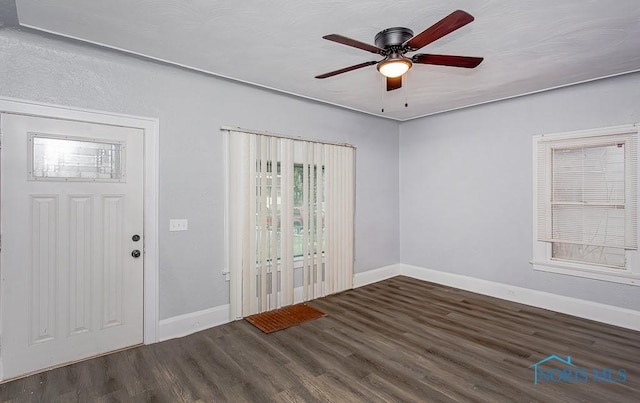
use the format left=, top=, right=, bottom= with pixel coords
left=530, top=355, right=627, bottom=385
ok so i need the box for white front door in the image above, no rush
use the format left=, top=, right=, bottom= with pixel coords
left=0, top=113, right=144, bottom=380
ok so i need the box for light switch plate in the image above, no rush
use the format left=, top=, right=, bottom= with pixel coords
left=169, top=219, right=188, bottom=231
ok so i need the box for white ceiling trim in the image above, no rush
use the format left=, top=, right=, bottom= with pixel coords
left=20, top=22, right=640, bottom=123
left=404, top=69, right=640, bottom=121
left=19, top=22, right=401, bottom=121
left=14, top=0, right=640, bottom=121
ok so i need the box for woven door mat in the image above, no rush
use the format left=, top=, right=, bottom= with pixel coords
left=245, top=303, right=327, bottom=334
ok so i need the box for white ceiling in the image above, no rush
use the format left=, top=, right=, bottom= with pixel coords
left=13, top=0, right=640, bottom=121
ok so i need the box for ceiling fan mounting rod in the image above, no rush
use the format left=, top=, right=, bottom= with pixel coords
left=383, top=45, right=408, bottom=56
left=374, top=27, right=414, bottom=51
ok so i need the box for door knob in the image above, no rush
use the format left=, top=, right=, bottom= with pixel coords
left=131, top=249, right=141, bottom=258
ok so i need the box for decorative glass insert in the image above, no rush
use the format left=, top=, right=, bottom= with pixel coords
left=30, top=134, right=124, bottom=181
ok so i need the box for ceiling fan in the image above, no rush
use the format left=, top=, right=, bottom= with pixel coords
left=315, top=10, right=483, bottom=91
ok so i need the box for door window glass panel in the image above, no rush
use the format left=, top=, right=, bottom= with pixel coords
left=30, top=134, right=123, bottom=180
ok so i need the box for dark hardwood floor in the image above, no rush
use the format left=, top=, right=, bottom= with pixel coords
left=1, top=276, right=639, bottom=402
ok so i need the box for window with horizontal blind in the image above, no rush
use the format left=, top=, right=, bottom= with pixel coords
left=532, top=124, right=639, bottom=285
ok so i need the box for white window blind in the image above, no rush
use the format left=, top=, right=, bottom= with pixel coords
left=225, top=128, right=354, bottom=318
left=536, top=128, right=638, bottom=268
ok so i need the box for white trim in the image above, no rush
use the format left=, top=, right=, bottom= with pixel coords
left=0, top=96, right=160, bottom=344
left=353, top=264, right=402, bottom=288
left=20, top=23, right=399, bottom=122
left=531, top=260, right=640, bottom=286
left=402, top=70, right=640, bottom=122
left=222, top=130, right=230, bottom=282
left=220, top=126, right=356, bottom=149
left=147, top=262, right=640, bottom=341
left=535, top=123, right=637, bottom=141
left=159, top=264, right=401, bottom=340
left=400, top=264, right=640, bottom=331
left=158, top=305, right=231, bottom=342
left=532, top=123, right=640, bottom=285
left=17, top=23, right=640, bottom=122
left=143, top=118, right=160, bottom=344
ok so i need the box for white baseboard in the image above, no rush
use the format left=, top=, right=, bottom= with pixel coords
left=289, top=264, right=400, bottom=303
left=156, top=264, right=401, bottom=342
left=353, top=264, right=402, bottom=288
left=158, top=304, right=231, bottom=342
left=400, top=264, right=640, bottom=331
left=157, top=262, right=638, bottom=342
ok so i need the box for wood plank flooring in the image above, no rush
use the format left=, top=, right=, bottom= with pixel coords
left=1, top=276, right=639, bottom=402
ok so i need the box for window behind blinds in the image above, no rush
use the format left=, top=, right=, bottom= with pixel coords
left=226, top=129, right=355, bottom=318
left=536, top=130, right=638, bottom=268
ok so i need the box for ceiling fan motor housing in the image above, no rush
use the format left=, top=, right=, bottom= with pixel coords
left=374, top=27, right=414, bottom=51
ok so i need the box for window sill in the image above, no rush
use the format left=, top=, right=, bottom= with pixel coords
left=530, top=260, right=640, bottom=286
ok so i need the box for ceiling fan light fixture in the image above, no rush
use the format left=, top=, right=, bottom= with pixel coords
left=377, top=57, right=412, bottom=78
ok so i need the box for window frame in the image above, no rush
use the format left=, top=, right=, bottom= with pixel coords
left=531, top=124, right=640, bottom=286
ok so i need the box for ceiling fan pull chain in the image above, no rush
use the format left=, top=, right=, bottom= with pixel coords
left=404, top=70, right=409, bottom=108
left=381, top=75, right=385, bottom=113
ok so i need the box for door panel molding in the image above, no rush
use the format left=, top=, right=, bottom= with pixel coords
left=101, top=195, right=125, bottom=328
left=29, top=195, right=59, bottom=345
left=68, top=195, right=93, bottom=336
left=0, top=96, right=159, bottom=380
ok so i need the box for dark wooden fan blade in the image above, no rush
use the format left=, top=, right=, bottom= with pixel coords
left=387, top=76, right=402, bottom=91
left=323, top=34, right=383, bottom=54
left=405, top=10, right=474, bottom=50
left=315, top=61, right=377, bottom=79
left=413, top=54, right=483, bottom=68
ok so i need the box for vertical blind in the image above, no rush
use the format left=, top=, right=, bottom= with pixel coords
left=536, top=129, right=638, bottom=266
left=226, top=129, right=354, bottom=318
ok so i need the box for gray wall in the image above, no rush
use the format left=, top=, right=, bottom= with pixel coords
left=399, top=72, right=640, bottom=310
left=3, top=25, right=636, bottom=321
left=0, top=28, right=400, bottom=319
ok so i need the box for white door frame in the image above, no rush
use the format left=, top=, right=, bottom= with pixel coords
left=0, top=97, right=160, bottom=363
